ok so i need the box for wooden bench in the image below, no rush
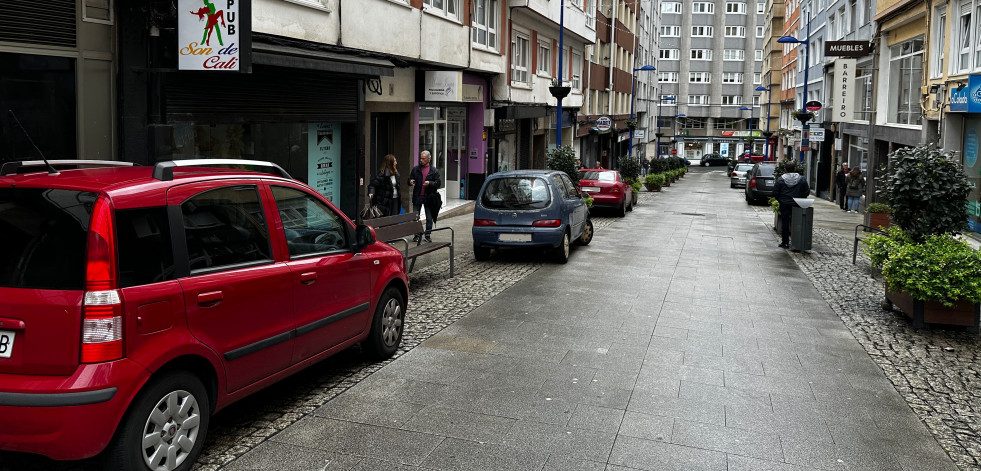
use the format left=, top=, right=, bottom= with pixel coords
left=365, top=212, right=454, bottom=277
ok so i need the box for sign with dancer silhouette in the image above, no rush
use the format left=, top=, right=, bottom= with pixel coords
left=179, top=0, right=241, bottom=70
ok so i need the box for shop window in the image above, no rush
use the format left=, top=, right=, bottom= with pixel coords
left=0, top=53, right=77, bottom=161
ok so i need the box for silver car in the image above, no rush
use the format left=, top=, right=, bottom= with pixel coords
left=730, top=163, right=755, bottom=188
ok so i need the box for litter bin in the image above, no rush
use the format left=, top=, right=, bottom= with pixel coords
left=791, top=205, right=813, bottom=251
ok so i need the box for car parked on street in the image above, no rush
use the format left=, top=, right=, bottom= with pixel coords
left=472, top=170, right=593, bottom=263
left=699, top=153, right=729, bottom=166
left=745, top=162, right=778, bottom=204
left=578, top=169, right=633, bottom=216
left=730, top=163, right=755, bottom=188
left=0, top=159, right=409, bottom=470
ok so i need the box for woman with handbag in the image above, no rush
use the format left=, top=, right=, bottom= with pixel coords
left=408, top=150, right=442, bottom=242
left=368, top=154, right=401, bottom=217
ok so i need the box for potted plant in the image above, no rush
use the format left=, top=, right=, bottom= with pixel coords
left=546, top=146, right=580, bottom=184
left=583, top=195, right=594, bottom=208
left=864, top=202, right=893, bottom=230
left=628, top=179, right=642, bottom=204
left=791, top=109, right=814, bottom=123
left=769, top=197, right=781, bottom=233
left=548, top=78, right=571, bottom=100
left=645, top=173, right=665, bottom=191
left=624, top=119, right=638, bottom=129
left=865, top=228, right=981, bottom=331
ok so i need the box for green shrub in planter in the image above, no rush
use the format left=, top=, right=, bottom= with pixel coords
left=878, top=144, right=971, bottom=241
left=618, top=156, right=642, bottom=181
left=863, top=226, right=913, bottom=269
left=773, top=158, right=805, bottom=179
left=628, top=179, right=643, bottom=193
left=768, top=197, right=780, bottom=214
left=645, top=173, right=666, bottom=186
left=583, top=196, right=594, bottom=207
left=648, top=158, right=668, bottom=174
left=546, top=146, right=581, bottom=183
left=881, top=233, right=981, bottom=307
left=865, top=202, right=893, bottom=214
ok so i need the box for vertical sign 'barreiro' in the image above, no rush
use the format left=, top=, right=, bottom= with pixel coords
left=179, top=0, right=240, bottom=70
left=832, top=59, right=856, bottom=122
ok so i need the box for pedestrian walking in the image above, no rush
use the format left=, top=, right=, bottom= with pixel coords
left=772, top=161, right=811, bottom=249
left=367, top=154, right=401, bottom=217
left=845, top=167, right=865, bottom=213
left=834, top=163, right=849, bottom=210
left=408, top=150, right=442, bottom=242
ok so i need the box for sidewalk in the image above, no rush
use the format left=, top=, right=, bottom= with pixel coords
left=218, top=169, right=957, bottom=470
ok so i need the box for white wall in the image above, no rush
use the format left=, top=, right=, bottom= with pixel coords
left=254, top=0, right=339, bottom=44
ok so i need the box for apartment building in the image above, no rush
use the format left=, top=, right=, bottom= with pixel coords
left=655, top=0, right=765, bottom=161
left=579, top=0, right=641, bottom=168
left=759, top=0, right=785, bottom=161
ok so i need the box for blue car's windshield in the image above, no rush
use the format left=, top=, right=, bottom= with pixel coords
left=481, top=177, right=552, bottom=210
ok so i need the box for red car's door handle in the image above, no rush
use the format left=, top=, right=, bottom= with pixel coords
left=300, top=272, right=317, bottom=285
left=197, top=291, right=223, bottom=307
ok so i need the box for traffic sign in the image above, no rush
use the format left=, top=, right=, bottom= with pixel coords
left=805, top=101, right=822, bottom=112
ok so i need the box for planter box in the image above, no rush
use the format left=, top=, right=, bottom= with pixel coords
left=773, top=213, right=782, bottom=234
left=645, top=183, right=661, bottom=192
left=886, top=289, right=980, bottom=332
left=865, top=212, right=891, bottom=230
left=631, top=190, right=639, bottom=206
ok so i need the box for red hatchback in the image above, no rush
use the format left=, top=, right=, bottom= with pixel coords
left=578, top=169, right=633, bottom=217
left=0, top=160, right=409, bottom=469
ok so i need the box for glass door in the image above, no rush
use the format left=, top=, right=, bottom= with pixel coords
left=419, top=106, right=466, bottom=202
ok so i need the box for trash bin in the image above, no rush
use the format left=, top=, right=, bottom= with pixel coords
left=791, top=205, right=813, bottom=251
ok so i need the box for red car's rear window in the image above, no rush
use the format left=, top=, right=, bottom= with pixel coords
left=0, top=188, right=96, bottom=289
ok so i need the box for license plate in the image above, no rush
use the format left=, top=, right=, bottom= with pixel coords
left=582, top=187, right=599, bottom=192
left=0, top=330, right=14, bottom=358
left=499, top=233, right=532, bottom=242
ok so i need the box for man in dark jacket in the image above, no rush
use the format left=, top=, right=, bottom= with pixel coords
left=408, top=150, right=442, bottom=242
left=834, top=163, right=849, bottom=210
left=772, top=162, right=811, bottom=249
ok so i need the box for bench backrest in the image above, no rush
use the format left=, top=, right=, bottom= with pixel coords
left=366, top=212, right=424, bottom=242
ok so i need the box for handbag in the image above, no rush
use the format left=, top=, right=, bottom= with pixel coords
left=360, top=203, right=383, bottom=220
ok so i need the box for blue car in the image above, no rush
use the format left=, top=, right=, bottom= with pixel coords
left=472, top=170, right=593, bottom=263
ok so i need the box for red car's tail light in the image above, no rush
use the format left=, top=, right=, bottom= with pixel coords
left=83, top=197, right=123, bottom=363
left=532, top=219, right=561, bottom=227
left=608, top=185, right=620, bottom=193
left=474, top=219, right=497, bottom=226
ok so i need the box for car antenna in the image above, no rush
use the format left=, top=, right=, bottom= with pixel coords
left=7, top=109, right=59, bottom=175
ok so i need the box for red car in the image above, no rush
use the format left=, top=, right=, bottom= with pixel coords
left=578, top=169, right=633, bottom=217
left=0, top=159, right=409, bottom=469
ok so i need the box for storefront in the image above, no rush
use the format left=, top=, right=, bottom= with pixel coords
left=118, top=1, right=394, bottom=218
left=0, top=1, right=115, bottom=162
left=948, top=74, right=981, bottom=230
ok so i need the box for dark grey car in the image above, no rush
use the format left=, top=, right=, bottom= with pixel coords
left=744, top=163, right=777, bottom=204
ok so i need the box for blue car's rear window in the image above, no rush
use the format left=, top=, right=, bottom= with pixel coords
left=481, top=177, right=551, bottom=210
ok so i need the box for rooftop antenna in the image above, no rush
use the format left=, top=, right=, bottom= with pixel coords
left=7, top=110, right=59, bottom=175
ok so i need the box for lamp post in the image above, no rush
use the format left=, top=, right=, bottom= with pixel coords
left=756, top=85, right=772, bottom=160
left=655, top=96, right=676, bottom=158
left=740, top=105, right=755, bottom=160
left=777, top=12, right=811, bottom=164
left=628, top=65, right=656, bottom=157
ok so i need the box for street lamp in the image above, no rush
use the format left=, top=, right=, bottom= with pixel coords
left=777, top=12, right=811, bottom=164
left=740, top=105, right=754, bottom=160
left=756, top=85, right=772, bottom=160
left=628, top=65, right=656, bottom=157
left=656, top=96, right=676, bottom=158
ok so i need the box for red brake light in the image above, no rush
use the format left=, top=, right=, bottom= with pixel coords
left=533, top=219, right=561, bottom=227
left=609, top=185, right=620, bottom=194
left=731, top=172, right=737, bottom=177
left=82, top=197, right=123, bottom=363
left=474, top=219, right=497, bottom=226
left=749, top=177, right=757, bottom=188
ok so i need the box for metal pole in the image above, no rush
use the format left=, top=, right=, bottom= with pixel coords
left=629, top=72, right=636, bottom=157
left=765, top=84, right=772, bottom=160
left=799, top=12, right=810, bottom=164
left=556, top=0, right=565, bottom=148
left=656, top=97, right=661, bottom=158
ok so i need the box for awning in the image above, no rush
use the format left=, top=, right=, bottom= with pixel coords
left=253, top=42, right=395, bottom=77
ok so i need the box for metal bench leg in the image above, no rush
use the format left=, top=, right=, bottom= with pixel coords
left=409, top=257, right=417, bottom=273
left=449, top=244, right=454, bottom=277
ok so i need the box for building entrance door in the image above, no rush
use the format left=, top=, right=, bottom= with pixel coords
left=419, top=106, right=466, bottom=202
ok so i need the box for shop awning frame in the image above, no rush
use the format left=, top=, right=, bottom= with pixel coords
left=253, top=42, right=395, bottom=77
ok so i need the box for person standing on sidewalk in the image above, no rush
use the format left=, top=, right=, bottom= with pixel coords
left=367, top=154, right=401, bottom=217
left=408, top=150, right=442, bottom=242
left=772, top=161, right=811, bottom=248
left=834, top=163, right=849, bottom=210
left=845, top=167, right=865, bottom=213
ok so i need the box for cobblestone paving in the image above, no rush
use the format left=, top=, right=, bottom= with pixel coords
left=190, top=211, right=627, bottom=470
left=754, top=207, right=981, bottom=471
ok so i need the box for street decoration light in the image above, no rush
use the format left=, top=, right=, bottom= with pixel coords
left=777, top=12, right=811, bottom=164
left=655, top=96, right=676, bottom=158
left=628, top=65, right=656, bottom=157
left=756, top=85, right=772, bottom=160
